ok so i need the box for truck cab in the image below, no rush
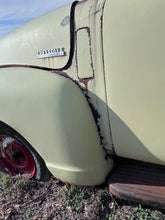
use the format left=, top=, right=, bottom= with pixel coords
left=0, top=0, right=165, bottom=208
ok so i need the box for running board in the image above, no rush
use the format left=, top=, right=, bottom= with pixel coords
left=108, top=159, right=165, bottom=209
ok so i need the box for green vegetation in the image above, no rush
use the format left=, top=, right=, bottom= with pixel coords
left=0, top=172, right=29, bottom=199
left=0, top=173, right=29, bottom=191
left=0, top=173, right=164, bottom=219
left=61, top=185, right=88, bottom=213
left=108, top=203, right=161, bottom=220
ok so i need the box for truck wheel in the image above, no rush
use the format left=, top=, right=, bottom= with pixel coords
left=0, top=125, right=51, bottom=181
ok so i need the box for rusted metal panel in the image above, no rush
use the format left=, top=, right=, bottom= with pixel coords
left=109, top=159, right=165, bottom=208
left=0, top=66, right=113, bottom=185
left=76, top=27, right=94, bottom=79
left=66, top=0, right=114, bottom=152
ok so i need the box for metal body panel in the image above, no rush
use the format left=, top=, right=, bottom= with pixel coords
left=0, top=3, right=71, bottom=69
left=1, top=0, right=165, bottom=186
left=66, top=0, right=113, bottom=152
left=109, top=159, right=165, bottom=209
left=103, top=0, right=165, bottom=164
left=0, top=67, right=112, bottom=185
left=76, top=28, right=94, bottom=79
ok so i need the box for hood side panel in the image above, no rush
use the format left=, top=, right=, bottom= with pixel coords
left=0, top=3, right=73, bottom=69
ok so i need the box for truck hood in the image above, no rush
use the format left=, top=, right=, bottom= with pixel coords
left=0, top=2, right=74, bottom=70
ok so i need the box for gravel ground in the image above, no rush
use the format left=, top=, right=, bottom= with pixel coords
left=0, top=172, right=165, bottom=220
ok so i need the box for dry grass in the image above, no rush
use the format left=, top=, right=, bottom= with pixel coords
left=0, top=172, right=165, bottom=220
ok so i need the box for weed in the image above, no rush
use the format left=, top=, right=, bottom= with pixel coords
left=14, top=174, right=29, bottom=190
left=25, top=208, right=32, bottom=219
left=133, top=204, right=160, bottom=220
left=61, top=185, right=88, bottom=213
left=108, top=203, right=160, bottom=220
left=0, top=173, right=13, bottom=188
left=0, top=172, right=29, bottom=201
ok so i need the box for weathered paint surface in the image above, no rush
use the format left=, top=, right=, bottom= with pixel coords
left=2, top=0, right=165, bottom=188
left=0, top=3, right=72, bottom=69
left=0, top=0, right=113, bottom=154
left=76, top=27, right=94, bottom=79
left=103, top=0, right=165, bottom=165
left=0, top=67, right=112, bottom=185
left=109, top=159, right=165, bottom=208
left=66, top=0, right=114, bottom=152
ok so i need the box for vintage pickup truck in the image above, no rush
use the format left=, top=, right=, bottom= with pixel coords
left=0, top=0, right=165, bottom=207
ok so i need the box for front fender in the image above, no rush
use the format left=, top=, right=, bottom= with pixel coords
left=0, top=67, right=112, bottom=185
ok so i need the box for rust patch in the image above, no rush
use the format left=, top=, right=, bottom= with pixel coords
left=86, top=27, right=95, bottom=76
left=51, top=70, right=69, bottom=78
left=48, top=58, right=51, bottom=67
left=78, top=77, right=93, bottom=94
left=79, top=78, right=89, bottom=90
left=76, top=27, right=95, bottom=79
left=75, top=27, right=95, bottom=95
left=79, top=89, right=109, bottom=159
left=0, top=64, right=68, bottom=78
left=52, top=57, right=55, bottom=68
left=109, top=158, right=165, bottom=209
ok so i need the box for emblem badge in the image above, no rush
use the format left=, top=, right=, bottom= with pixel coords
left=37, top=47, right=65, bottom=59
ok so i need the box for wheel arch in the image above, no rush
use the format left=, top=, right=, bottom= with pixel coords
left=0, top=120, right=51, bottom=180
left=0, top=67, right=113, bottom=185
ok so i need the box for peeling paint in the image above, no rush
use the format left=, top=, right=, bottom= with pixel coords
left=48, top=58, right=51, bottom=67
left=78, top=77, right=93, bottom=94
left=51, top=70, right=69, bottom=78
left=84, top=93, right=109, bottom=159
left=76, top=27, right=94, bottom=82
left=52, top=57, right=55, bottom=68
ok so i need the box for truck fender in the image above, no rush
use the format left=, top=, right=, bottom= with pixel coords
left=0, top=67, right=113, bottom=185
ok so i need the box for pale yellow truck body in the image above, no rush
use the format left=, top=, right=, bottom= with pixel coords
left=0, top=0, right=165, bottom=186
left=103, top=0, right=165, bottom=165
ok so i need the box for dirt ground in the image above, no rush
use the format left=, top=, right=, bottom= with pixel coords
left=0, top=172, right=165, bottom=220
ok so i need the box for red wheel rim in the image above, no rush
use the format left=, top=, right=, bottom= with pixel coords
left=0, top=136, right=35, bottom=178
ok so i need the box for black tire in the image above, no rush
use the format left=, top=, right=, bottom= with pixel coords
left=0, top=121, right=51, bottom=181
